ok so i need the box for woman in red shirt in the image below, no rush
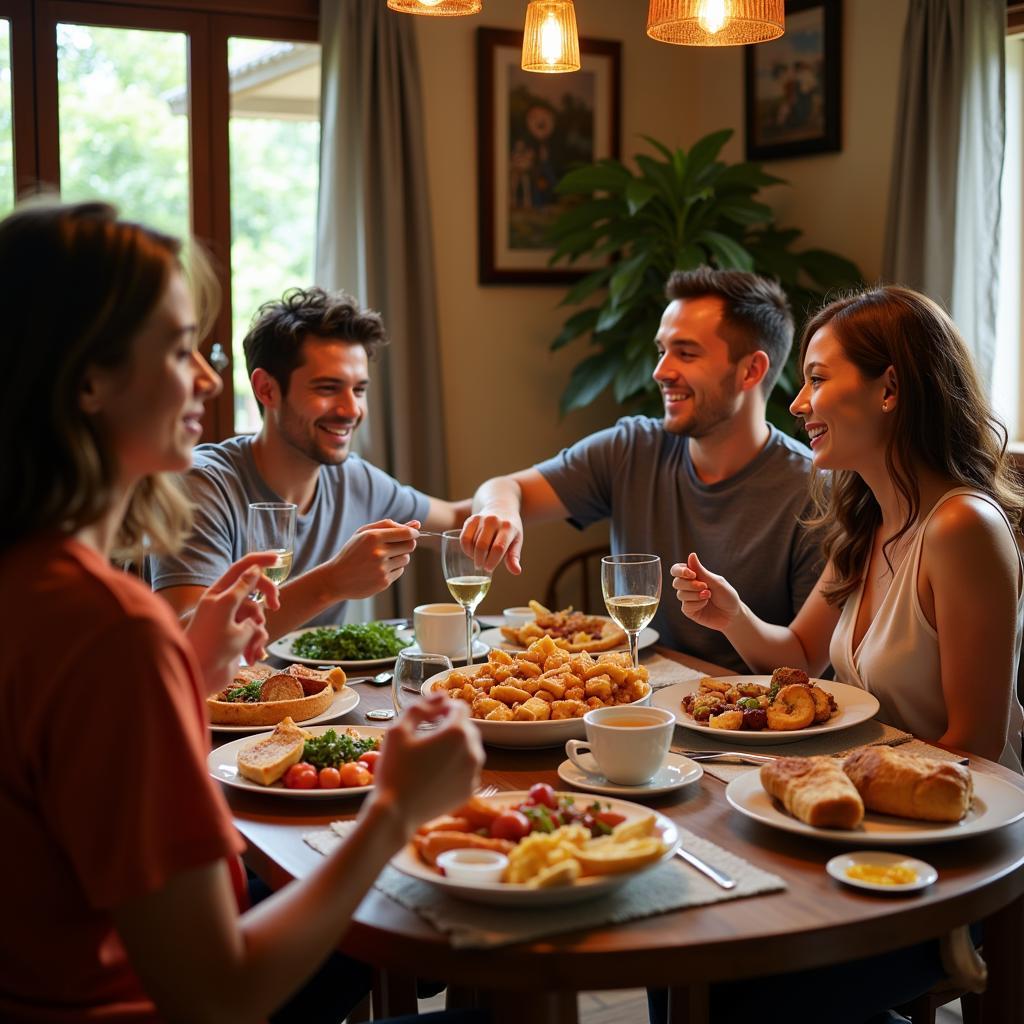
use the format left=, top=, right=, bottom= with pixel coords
left=0, top=201, right=484, bottom=1023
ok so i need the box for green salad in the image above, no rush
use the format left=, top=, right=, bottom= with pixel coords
left=292, top=622, right=411, bottom=661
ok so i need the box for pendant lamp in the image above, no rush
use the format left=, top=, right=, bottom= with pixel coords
left=386, top=0, right=482, bottom=16
left=646, top=0, right=785, bottom=46
left=521, top=0, right=580, bottom=74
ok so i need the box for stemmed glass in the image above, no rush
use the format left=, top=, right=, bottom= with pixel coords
left=601, top=553, right=662, bottom=669
left=393, top=650, right=453, bottom=717
left=441, top=529, right=492, bottom=665
left=246, top=502, right=297, bottom=600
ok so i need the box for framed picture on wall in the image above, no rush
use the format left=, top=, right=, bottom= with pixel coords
left=477, top=27, right=621, bottom=285
left=744, top=0, right=841, bottom=161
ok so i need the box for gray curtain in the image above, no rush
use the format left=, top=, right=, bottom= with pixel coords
left=883, top=0, right=1005, bottom=387
left=316, top=0, right=449, bottom=618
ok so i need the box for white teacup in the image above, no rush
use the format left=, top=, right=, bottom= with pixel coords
left=565, top=705, right=675, bottom=786
left=503, top=605, right=536, bottom=629
left=413, top=602, right=480, bottom=659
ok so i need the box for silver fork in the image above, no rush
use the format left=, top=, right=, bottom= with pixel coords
left=672, top=748, right=777, bottom=765
left=475, top=784, right=499, bottom=798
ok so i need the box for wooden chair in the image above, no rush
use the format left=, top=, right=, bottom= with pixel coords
left=543, top=545, right=610, bottom=613
left=895, top=926, right=987, bottom=1023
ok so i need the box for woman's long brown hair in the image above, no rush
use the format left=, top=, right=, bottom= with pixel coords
left=802, top=286, right=1024, bottom=606
left=0, top=200, right=217, bottom=559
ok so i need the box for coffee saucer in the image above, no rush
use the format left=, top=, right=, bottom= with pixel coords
left=556, top=752, right=703, bottom=797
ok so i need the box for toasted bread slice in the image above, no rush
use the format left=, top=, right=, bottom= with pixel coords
left=287, top=663, right=348, bottom=692
left=259, top=674, right=305, bottom=703
left=236, top=717, right=310, bottom=786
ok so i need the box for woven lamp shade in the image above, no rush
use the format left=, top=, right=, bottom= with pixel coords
left=646, top=0, right=784, bottom=46
left=386, top=0, right=482, bottom=15
left=521, top=1, right=580, bottom=73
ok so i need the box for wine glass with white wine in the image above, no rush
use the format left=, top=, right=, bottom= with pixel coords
left=601, top=554, right=662, bottom=669
left=246, top=502, right=297, bottom=599
left=441, top=529, right=492, bottom=665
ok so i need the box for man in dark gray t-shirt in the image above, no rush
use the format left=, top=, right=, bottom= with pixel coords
left=461, top=268, right=823, bottom=673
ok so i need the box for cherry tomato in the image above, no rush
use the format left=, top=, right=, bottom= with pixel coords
left=596, top=810, right=626, bottom=828
left=283, top=764, right=318, bottom=790
left=490, top=809, right=531, bottom=842
left=339, top=762, right=373, bottom=788
left=527, top=782, right=558, bottom=809
left=318, top=767, right=341, bottom=789
left=358, top=750, right=382, bottom=773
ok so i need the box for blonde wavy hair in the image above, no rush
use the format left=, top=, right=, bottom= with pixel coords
left=0, top=200, right=220, bottom=561
left=801, top=286, right=1024, bottom=606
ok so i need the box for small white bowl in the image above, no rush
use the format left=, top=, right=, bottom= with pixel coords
left=436, top=848, right=509, bottom=884
left=503, top=606, right=536, bottom=628
left=826, top=851, right=938, bottom=894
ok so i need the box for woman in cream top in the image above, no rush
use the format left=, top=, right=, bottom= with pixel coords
left=671, top=285, right=1024, bottom=771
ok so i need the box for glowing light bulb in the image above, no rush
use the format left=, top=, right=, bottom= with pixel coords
left=698, top=0, right=728, bottom=35
left=540, top=13, right=563, bottom=64
left=418, top=0, right=444, bottom=6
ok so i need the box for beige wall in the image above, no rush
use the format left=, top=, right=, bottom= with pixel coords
left=412, top=0, right=909, bottom=612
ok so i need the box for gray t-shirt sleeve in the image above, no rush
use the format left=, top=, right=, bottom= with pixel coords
left=789, top=514, right=826, bottom=616
left=356, top=459, right=432, bottom=526
left=534, top=422, right=631, bottom=529
left=149, top=468, right=239, bottom=591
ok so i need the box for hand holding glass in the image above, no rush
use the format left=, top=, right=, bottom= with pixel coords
left=441, top=529, right=492, bottom=665
left=601, top=553, right=661, bottom=668
left=246, top=502, right=297, bottom=600
left=393, top=650, right=453, bottom=717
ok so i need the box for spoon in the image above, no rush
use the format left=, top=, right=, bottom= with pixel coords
left=344, top=671, right=393, bottom=687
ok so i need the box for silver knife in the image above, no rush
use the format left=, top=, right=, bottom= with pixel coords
left=675, top=846, right=737, bottom=889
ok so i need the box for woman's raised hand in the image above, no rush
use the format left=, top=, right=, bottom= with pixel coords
left=184, top=552, right=280, bottom=693
left=671, top=552, right=742, bottom=632
left=370, top=693, right=484, bottom=837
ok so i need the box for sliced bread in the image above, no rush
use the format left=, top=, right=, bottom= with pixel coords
left=236, top=717, right=309, bottom=786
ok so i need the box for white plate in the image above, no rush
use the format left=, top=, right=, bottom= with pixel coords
left=556, top=752, right=704, bottom=797
left=826, top=851, right=938, bottom=894
left=268, top=625, right=415, bottom=668
left=421, top=670, right=652, bottom=749
left=208, top=724, right=384, bottom=798
left=478, top=624, right=659, bottom=655
left=652, top=676, right=880, bottom=746
left=403, top=639, right=491, bottom=663
left=209, top=686, right=360, bottom=734
left=725, top=770, right=1024, bottom=845
left=391, top=791, right=681, bottom=906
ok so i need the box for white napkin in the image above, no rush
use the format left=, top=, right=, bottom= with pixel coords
left=304, top=822, right=785, bottom=949
left=640, top=652, right=706, bottom=691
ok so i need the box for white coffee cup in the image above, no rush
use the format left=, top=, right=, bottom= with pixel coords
left=503, top=605, right=536, bottom=629
left=565, top=705, right=675, bottom=786
left=413, top=602, right=480, bottom=659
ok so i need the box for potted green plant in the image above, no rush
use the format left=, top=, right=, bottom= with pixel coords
left=547, top=129, right=862, bottom=431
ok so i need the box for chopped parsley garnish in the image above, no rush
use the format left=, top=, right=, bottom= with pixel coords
left=292, top=622, right=411, bottom=661
left=224, top=680, right=264, bottom=703
left=302, top=729, right=380, bottom=770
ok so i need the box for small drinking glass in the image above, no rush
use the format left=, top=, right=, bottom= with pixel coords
left=246, top=502, right=297, bottom=600
left=441, top=529, right=492, bottom=665
left=393, top=650, right=454, bottom=717
left=601, top=553, right=662, bottom=669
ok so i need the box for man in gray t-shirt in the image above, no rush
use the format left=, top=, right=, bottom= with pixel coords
left=151, top=288, right=469, bottom=636
left=461, top=268, right=823, bottom=673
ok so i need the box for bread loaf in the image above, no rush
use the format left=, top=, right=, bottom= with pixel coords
left=236, top=717, right=309, bottom=786
left=842, top=747, right=973, bottom=822
left=760, top=756, right=864, bottom=829
left=208, top=664, right=344, bottom=726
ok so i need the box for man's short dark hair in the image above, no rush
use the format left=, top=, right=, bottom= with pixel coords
left=243, top=287, right=388, bottom=398
left=665, top=267, right=794, bottom=395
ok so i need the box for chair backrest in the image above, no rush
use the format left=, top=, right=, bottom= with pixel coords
left=544, top=545, right=610, bottom=614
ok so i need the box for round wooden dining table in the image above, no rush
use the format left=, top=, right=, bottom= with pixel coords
left=226, top=648, right=1024, bottom=1024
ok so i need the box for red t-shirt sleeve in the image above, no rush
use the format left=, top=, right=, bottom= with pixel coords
left=38, top=614, right=243, bottom=910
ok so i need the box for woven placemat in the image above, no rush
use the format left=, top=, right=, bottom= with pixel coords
left=304, top=822, right=785, bottom=949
